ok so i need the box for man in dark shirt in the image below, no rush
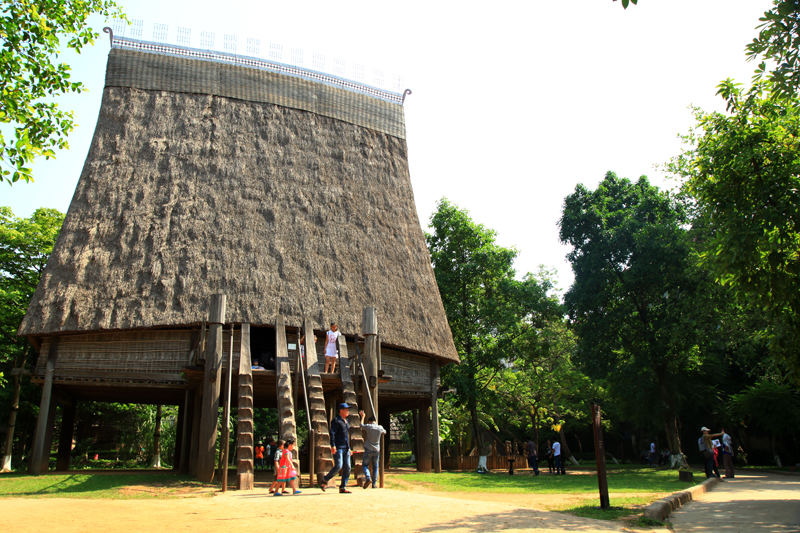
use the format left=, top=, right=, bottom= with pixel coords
left=526, top=438, right=539, bottom=476
left=321, top=403, right=352, bottom=493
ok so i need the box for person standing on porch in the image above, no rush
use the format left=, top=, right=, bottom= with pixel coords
left=324, top=323, right=341, bottom=373
left=321, top=403, right=352, bottom=493
left=360, top=410, right=386, bottom=488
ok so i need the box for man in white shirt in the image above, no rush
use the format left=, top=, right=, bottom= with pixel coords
left=721, top=428, right=735, bottom=478
left=553, top=440, right=565, bottom=475
left=650, top=441, right=657, bottom=465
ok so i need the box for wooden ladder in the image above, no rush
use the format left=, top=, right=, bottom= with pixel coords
left=275, top=317, right=297, bottom=447
left=302, top=318, right=333, bottom=484
left=338, top=337, right=365, bottom=485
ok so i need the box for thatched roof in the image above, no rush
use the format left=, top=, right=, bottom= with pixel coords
left=19, top=48, right=459, bottom=363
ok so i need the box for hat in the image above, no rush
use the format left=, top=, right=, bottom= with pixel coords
left=338, top=403, right=351, bottom=410
left=700, top=426, right=710, bottom=432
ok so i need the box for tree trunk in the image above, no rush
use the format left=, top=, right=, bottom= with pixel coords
left=2, top=361, right=24, bottom=472
left=469, top=396, right=485, bottom=455
left=658, top=376, right=683, bottom=455
left=151, top=405, right=162, bottom=468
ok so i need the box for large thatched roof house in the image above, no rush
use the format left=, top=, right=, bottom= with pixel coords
left=20, top=31, right=456, bottom=482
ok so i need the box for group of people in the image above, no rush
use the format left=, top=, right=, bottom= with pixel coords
left=254, top=439, right=278, bottom=470
left=320, top=403, right=386, bottom=492
left=259, top=402, right=386, bottom=495
left=525, top=438, right=566, bottom=475
left=699, top=426, right=735, bottom=480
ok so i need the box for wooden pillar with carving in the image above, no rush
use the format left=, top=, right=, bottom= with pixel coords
left=361, top=307, right=378, bottom=421
left=196, top=294, right=226, bottom=483
left=236, top=324, right=254, bottom=489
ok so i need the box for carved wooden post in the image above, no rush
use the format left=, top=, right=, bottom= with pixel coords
left=56, top=399, right=76, bottom=471
left=431, top=359, right=442, bottom=473
left=361, top=308, right=378, bottom=421
left=304, top=318, right=333, bottom=483
left=197, top=294, right=225, bottom=483
left=237, top=324, right=254, bottom=490
left=220, top=325, right=234, bottom=491
left=30, top=337, right=59, bottom=475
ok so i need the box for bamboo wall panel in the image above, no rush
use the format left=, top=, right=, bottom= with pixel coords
left=380, top=348, right=431, bottom=391
left=36, top=329, right=242, bottom=379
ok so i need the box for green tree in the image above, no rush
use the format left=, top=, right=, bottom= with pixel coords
left=732, top=380, right=800, bottom=465
left=668, top=81, right=800, bottom=380
left=746, top=0, right=800, bottom=102
left=426, top=199, right=560, bottom=455
left=1, top=0, right=126, bottom=184
left=1, top=206, right=64, bottom=470
left=559, top=172, right=723, bottom=457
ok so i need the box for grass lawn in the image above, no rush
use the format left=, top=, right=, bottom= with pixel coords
left=385, top=465, right=693, bottom=494
left=385, top=465, right=691, bottom=527
left=0, top=473, right=214, bottom=499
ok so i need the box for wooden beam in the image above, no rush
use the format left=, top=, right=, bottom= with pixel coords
left=236, top=324, right=254, bottom=490
left=30, top=337, right=59, bottom=475
left=431, top=359, right=441, bottom=473
left=196, top=294, right=225, bottom=483
left=174, top=397, right=186, bottom=471
left=56, top=400, right=76, bottom=471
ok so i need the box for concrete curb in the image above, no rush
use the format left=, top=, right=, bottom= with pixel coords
left=643, top=476, right=719, bottom=521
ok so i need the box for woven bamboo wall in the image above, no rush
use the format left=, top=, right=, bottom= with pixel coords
left=381, top=347, right=431, bottom=391
left=37, top=329, right=242, bottom=379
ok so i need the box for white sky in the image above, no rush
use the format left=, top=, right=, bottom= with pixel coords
left=1, top=0, right=774, bottom=292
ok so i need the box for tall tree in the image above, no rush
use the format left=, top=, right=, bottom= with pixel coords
left=426, top=199, right=559, bottom=454
left=668, top=81, right=800, bottom=381
left=0, top=206, right=64, bottom=470
left=1, top=0, right=126, bottom=184
left=559, top=173, right=720, bottom=456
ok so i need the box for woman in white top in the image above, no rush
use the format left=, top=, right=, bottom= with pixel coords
left=324, top=323, right=341, bottom=373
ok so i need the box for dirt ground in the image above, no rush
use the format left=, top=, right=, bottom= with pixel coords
left=0, top=474, right=668, bottom=533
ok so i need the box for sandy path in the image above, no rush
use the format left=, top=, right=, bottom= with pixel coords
left=0, top=486, right=652, bottom=533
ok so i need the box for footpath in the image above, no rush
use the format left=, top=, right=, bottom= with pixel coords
left=669, top=471, right=800, bottom=532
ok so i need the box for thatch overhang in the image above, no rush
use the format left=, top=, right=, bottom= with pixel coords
left=18, top=47, right=459, bottom=364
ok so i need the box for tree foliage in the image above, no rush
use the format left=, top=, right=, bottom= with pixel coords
left=0, top=206, right=64, bottom=378
left=426, top=198, right=560, bottom=453
left=746, top=0, right=800, bottom=102
left=558, top=172, right=725, bottom=455
left=0, top=0, right=125, bottom=185
left=668, top=81, right=800, bottom=380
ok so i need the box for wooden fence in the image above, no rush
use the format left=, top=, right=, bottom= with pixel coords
left=441, top=454, right=528, bottom=471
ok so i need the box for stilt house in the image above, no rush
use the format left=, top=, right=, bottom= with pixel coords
left=17, top=29, right=459, bottom=487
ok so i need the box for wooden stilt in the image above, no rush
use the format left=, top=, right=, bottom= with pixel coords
left=30, top=337, right=59, bottom=475
left=56, top=400, right=76, bottom=471
left=174, top=401, right=184, bottom=470
left=418, top=401, right=432, bottom=472
left=412, top=409, right=419, bottom=470
left=178, top=391, right=192, bottom=474
left=431, top=359, right=442, bottom=473
left=236, top=324, right=254, bottom=490
left=189, top=390, right=202, bottom=477
left=379, top=410, right=391, bottom=487
left=221, top=325, right=234, bottom=491
left=197, top=294, right=226, bottom=483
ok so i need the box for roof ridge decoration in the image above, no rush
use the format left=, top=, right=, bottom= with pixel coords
left=103, top=26, right=411, bottom=105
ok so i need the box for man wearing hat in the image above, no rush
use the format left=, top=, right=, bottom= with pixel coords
left=698, top=426, right=725, bottom=480
left=321, top=403, right=352, bottom=493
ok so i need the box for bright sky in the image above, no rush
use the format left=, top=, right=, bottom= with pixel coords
left=2, top=0, right=775, bottom=292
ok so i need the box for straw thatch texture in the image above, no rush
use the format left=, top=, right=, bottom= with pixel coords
left=105, top=48, right=406, bottom=139
left=19, top=83, right=458, bottom=362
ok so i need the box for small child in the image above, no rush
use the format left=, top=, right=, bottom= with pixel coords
left=276, top=438, right=301, bottom=495
left=324, top=323, right=341, bottom=374
left=269, top=440, right=286, bottom=494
